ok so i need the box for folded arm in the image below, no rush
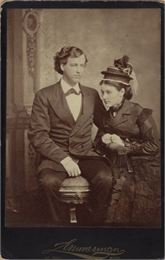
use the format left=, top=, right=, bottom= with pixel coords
left=94, top=109, right=160, bottom=156
left=124, top=112, right=160, bottom=155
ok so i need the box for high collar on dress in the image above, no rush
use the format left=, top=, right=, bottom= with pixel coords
left=110, top=98, right=125, bottom=117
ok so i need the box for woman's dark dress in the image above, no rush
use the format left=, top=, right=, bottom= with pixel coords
left=95, top=99, right=161, bottom=227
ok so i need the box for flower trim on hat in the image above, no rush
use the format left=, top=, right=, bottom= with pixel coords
left=114, top=55, right=133, bottom=76
left=114, top=55, right=138, bottom=94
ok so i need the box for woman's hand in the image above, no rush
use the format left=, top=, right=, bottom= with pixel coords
left=102, top=133, right=113, bottom=144
left=102, top=133, right=124, bottom=146
left=110, top=134, right=124, bottom=146
left=102, top=133, right=126, bottom=154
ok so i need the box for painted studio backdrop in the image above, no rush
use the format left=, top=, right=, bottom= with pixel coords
left=6, top=8, right=161, bottom=226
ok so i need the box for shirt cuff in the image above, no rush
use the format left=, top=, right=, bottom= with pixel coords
left=60, top=156, right=72, bottom=166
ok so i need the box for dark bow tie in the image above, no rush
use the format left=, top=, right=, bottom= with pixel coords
left=65, top=88, right=81, bottom=97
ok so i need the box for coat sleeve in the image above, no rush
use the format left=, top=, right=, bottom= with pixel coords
left=28, top=90, right=69, bottom=164
left=94, top=108, right=160, bottom=157
left=93, top=127, right=107, bottom=155
left=125, top=108, right=160, bottom=155
left=93, top=91, right=106, bottom=129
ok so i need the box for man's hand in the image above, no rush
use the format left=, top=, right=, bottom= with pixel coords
left=63, top=159, right=81, bottom=177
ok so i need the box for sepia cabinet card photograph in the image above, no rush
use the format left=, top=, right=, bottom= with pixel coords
left=1, top=1, right=164, bottom=259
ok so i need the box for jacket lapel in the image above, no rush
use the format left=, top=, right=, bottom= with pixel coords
left=48, top=81, right=76, bottom=127
left=70, top=85, right=93, bottom=136
left=105, top=100, right=132, bottom=128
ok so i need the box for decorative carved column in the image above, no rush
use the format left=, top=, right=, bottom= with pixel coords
left=6, top=10, right=33, bottom=201
left=6, top=9, right=18, bottom=200
left=21, top=10, right=41, bottom=193
left=22, top=9, right=41, bottom=115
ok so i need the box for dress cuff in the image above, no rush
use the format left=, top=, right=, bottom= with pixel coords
left=124, top=138, right=132, bottom=153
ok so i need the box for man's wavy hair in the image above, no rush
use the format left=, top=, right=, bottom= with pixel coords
left=54, top=46, right=88, bottom=75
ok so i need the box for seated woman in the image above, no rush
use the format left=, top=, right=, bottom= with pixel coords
left=95, top=56, right=161, bottom=227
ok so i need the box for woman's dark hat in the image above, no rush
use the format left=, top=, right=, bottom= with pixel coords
left=101, top=55, right=133, bottom=85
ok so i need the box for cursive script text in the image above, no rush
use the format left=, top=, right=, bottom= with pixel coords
left=42, top=239, right=125, bottom=259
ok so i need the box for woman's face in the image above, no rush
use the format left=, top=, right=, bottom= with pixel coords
left=101, top=83, right=125, bottom=108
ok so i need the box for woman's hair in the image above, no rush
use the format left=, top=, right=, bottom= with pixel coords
left=54, top=46, right=88, bottom=75
left=100, top=80, right=133, bottom=100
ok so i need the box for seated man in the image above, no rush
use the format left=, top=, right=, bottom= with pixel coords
left=28, top=46, right=113, bottom=225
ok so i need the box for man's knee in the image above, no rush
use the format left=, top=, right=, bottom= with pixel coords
left=98, top=171, right=113, bottom=185
left=93, top=168, right=113, bottom=189
left=38, top=169, right=63, bottom=191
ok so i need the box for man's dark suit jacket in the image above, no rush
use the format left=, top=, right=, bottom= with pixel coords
left=28, top=81, right=107, bottom=173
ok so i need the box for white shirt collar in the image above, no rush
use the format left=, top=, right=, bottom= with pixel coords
left=61, top=78, right=80, bottom=94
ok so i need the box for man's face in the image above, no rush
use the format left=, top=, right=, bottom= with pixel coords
left=61, top=54, right=86, bottom=86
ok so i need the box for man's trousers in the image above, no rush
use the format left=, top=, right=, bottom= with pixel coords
left=38, top=159, right=113, bottom=225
